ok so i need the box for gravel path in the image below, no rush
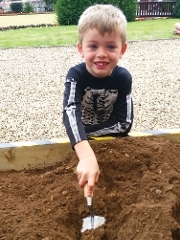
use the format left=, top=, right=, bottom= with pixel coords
left=0, top=39, right=180, bottom=143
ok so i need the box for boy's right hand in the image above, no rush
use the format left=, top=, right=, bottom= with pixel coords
left=74, top=140, right=100, bottom=196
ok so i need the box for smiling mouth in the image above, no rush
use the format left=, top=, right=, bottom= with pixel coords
left=95, top=62, right=108, bottom=66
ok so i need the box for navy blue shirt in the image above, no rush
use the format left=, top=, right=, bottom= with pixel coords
left=63, top=62, right=133, bottom=147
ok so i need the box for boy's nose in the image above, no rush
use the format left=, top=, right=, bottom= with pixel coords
left=97, top=47, right=107, bottom=58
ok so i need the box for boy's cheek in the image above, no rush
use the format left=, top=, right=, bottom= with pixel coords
left=80, top=52, right=84, bottom=58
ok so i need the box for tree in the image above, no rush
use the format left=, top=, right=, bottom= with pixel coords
left=44, top=0, right=56, bottom=11
left=23, top=2, right=34, bottom=13
left=10, top=2, right=23, bottom=12
left=55, top=0, right=137, bottom=25
left=173, top=0, right=180, bottom=18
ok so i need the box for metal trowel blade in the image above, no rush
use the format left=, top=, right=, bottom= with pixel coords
left=81, top=215, right=105, bottom=232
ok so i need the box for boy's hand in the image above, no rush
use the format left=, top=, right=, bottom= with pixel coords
left=74, top=140, right=100, bottom=196
left=77, top=157, right=100, bottom=196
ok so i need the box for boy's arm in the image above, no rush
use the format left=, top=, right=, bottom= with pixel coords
left=63, top=74, right=88, bottom=147
left=74, top=140, right=100, bottom=196
left=63, top=67, right=100, bottom=194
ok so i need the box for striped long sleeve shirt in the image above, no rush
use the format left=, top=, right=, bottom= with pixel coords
left=63, top=62, right=133, bottom=148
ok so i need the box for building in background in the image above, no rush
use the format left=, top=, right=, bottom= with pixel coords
left=0, top=0, right=54, bottom=12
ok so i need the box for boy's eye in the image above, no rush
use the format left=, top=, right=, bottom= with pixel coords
left=89, top=44, right=97, bottom=49
left=107, top=45, right=116, bottom=50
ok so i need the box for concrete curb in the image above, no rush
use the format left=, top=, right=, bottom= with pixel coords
left=0, top=128, right=180, bottom=171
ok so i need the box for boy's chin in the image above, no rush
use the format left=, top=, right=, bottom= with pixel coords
left=92, top=73, right=110, bottom=78
left=88, top=69, right=112, bottom=78
left=95, top=71, right=112, bottom=78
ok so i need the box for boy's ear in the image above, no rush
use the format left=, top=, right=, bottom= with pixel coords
left=120, top=43, right=127, bottom=58
left=77, top=43, right=84, bottom=58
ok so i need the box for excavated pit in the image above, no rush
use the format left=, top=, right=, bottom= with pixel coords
left=0, top=136, right=180, bottom=240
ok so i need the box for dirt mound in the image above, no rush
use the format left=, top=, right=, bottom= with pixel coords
left=0, top=136, right=180, bottom=240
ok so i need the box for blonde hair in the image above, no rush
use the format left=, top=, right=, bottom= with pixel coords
left=78, top=4, right=127, bottom=45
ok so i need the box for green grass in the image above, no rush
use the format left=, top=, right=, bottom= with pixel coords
left=0, top=16, right=179, bottom=48
left=0, top=26, right=78, bottom=48
left=127, top=18, right=180, bottom=41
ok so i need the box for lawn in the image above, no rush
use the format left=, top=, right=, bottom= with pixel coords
left=127, top=18, right=180, bottom=41
left=0, top=13, right=56, bottom=27
left=0, top=13, right=179, bottom=48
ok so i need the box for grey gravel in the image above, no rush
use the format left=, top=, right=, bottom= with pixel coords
left=0, top=39, right=180, bottom=143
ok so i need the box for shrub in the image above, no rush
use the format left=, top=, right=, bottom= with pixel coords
left=173, top=0, right=180, bottom=18
left=55, top=0, right=91, bottom=25
left=90, top=0, right=137, bottom=22
left=55, top=0, right=137, bottom=25
left=10, top=2, right=23, bottom=13
left=23, top=2, right=34, bottom=13
left=119, top=0, right=137, bottom=22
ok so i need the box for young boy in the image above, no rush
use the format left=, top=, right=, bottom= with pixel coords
left=63, top=4, right=133, bottom=196
left=174, top=23, right=180, bottom=35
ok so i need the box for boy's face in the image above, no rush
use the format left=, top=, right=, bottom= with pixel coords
left=78, top=28, right=127, bottom=78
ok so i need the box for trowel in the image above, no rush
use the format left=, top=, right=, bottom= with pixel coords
left=81, top=184, right=105, bottom=232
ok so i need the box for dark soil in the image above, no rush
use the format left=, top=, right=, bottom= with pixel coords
left=0, top=136, right=180, bottom=240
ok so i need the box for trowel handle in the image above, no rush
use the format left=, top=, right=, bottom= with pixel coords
left=84, top=183, right=93, bottom=205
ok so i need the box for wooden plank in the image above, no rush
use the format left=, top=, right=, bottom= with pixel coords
left=0, top=140, right=72, bottom=171
left=0, top=129, right=180, bottom=171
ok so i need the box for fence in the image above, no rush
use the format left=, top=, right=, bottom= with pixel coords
left=137, top=1, right=176, bottom=17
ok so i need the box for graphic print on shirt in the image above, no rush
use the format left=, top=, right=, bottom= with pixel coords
left=81, top=87, right=118, bottom=125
